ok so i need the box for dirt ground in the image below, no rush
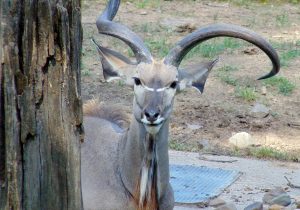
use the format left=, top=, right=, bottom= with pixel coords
left=81, top=0, right=300, bottom=160
left=170, top=150, right=300, bottom=209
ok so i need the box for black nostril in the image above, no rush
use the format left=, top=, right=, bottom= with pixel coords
left=144, top=110, right=160, bottom=122
left=145, top=112, right=150, bottom=118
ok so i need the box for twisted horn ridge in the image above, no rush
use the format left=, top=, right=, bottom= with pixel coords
left=96, top=0, right=152, bottom=63
left=164, top=23, right=280, bottom=80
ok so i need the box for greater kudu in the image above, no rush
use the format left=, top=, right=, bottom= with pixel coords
left=81, top=0, right=280, bottom=209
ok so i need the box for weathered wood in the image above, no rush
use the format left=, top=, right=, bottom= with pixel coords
left=0, top=0, right=83, bottom=209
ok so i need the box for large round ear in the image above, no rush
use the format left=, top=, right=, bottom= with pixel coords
left=177, top=58, right=218, bottom=93
left=92, top=39, right=137, bottom=83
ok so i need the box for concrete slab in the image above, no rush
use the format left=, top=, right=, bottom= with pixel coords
left=170, top=150, right=300, bottom=209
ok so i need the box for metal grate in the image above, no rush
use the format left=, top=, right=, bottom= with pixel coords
left=170, top=164, right=241, bottom=204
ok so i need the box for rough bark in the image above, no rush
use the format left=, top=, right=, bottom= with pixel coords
left=0, top=0, right=83, bottom=209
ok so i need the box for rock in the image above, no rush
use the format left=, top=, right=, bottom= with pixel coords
left=249, top=103, right=270, bottom=118
left=244, top=202, right=263, bottom=210
left=263, top=187, right=286, bottom=205
left=270, top=194, right=291, bottom=206
left=209, top=197, right=226, bottom=207
left=139, top=11, right=147, bottom=15
left=217, top=118, right=230, bottom=128
left=287, top=121, right=300, bottom=129
left=243, top=47, right=259, bottom=55
left=215, top=202, right=237, bottom=210
left=161, top=18, right=194, bottom=30
left=295, top=196, right=300, bottom=208
left=229, top=132, right=255, bottom=148
left=198, top=139, right=211, bottom=150
left=268, top=204, right=285, bottom=210
left=261, top=86, right=267, bottom=95
left=176, top=23, right=196, bottom=33
left=186, top=123, right=203, bottom=130
left=251, top=119, right=266, bottom=129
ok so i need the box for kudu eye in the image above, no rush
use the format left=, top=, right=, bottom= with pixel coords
left=170, top=81, right=178, bottom=89
left=133, top=77, right=141, bottom=86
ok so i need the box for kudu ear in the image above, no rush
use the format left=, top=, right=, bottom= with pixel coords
left=92, top=39, right=137, bottom=83
left=177, top=58, right=219, bottom=93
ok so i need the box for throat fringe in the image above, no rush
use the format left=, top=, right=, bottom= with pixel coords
left=133, top=134, right=158, bottom=210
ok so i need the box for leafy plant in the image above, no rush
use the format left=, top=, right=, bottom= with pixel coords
left=218, top=65, right=239, bottom=72
left=219, top=74, right=239, bottom=86
left=169, top=140, right=197, bottom=152
left=280, top=49, right=300, bottom=67
left=276, top=13, right=290, bottom=27
left=128, top=0, right=161, bottom=9
left=249, top=147, right=289, bottom=160
left=145, top=38, right=170, bottom=58
left=186, top=38, right=243, bottom=59
left=82, top=69, right=91, bottom=77
left=235, top=86, right=257, bottom=101
left=263, top=76, right=296, bottom=95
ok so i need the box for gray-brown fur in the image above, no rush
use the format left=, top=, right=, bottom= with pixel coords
left=81, top=103, right=174, bottom=210
left=83, top=99, right=131, bottom=131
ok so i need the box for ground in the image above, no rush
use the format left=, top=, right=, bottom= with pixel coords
left=170, top=150, right=300, bottom=209
left=81, top=0, right=300, bottom=160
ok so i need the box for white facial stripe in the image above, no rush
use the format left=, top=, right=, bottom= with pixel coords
left=156, top=87, right=166, bottom=92
left=142, top=85, right=167, bottom=92
left=143, top=85, right=155, bottom=92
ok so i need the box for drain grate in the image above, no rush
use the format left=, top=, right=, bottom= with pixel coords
left=170, top=164, right=241, bottom=204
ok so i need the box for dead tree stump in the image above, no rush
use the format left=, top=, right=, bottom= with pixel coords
left=0, top=0, right=83, bottom=209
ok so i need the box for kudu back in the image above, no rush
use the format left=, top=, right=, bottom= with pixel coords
left=81, top=0, right=280, bottom=209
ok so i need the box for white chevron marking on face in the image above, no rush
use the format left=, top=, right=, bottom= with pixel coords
left=143, top=85, right=167, bottom=92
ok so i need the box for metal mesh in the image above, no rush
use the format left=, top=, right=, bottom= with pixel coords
left=170, top=164, right=241, bottom=204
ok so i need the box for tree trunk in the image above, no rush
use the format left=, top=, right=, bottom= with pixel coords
left=0, top=0, right=83, bottom=209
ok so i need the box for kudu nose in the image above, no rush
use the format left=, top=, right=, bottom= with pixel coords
left=144, top=109, right=160, bottom=123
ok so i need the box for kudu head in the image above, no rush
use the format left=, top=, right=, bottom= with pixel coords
left=93, top=0, right=280, bottom=136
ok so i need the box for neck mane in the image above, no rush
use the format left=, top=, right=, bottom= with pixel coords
left=118, top=116, right=170, bottom=210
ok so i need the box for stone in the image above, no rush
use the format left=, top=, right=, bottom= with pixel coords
left=139, top=11, right=147, bottom=15
left=249, top=103, right=270, bottom=118
left=268, top=204, right=285, bottom=210
left=263, top=187, right=287, bottom=205
left=287, top=121, right=300, bottom=129
left=295, top=196, right=300, bottom=208
left=244, top=201, right=263, bottom=210
left=229, top=132, right=255, bottom=148
left=243, top=47, right=259, bottom=55
left=209, top=197, right=226, bottom=207
left=215, top=202, right=237, bottom=210
left=198, top=139, right=211, bottom=150
left=186, top=123, right=203, bottom=130
left=161, top=18, right=194, bottom=30
left=176, top=23, right=196, bottom=33
left=261, top=86, right=267, bottom=95
left=270, top=194, right=291, bottom=206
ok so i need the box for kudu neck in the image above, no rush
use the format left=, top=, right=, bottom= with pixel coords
left=119, top=116, right=170, bottom=202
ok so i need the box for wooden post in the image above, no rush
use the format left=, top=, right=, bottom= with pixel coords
left=0, top=0, right=83, bottom=209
